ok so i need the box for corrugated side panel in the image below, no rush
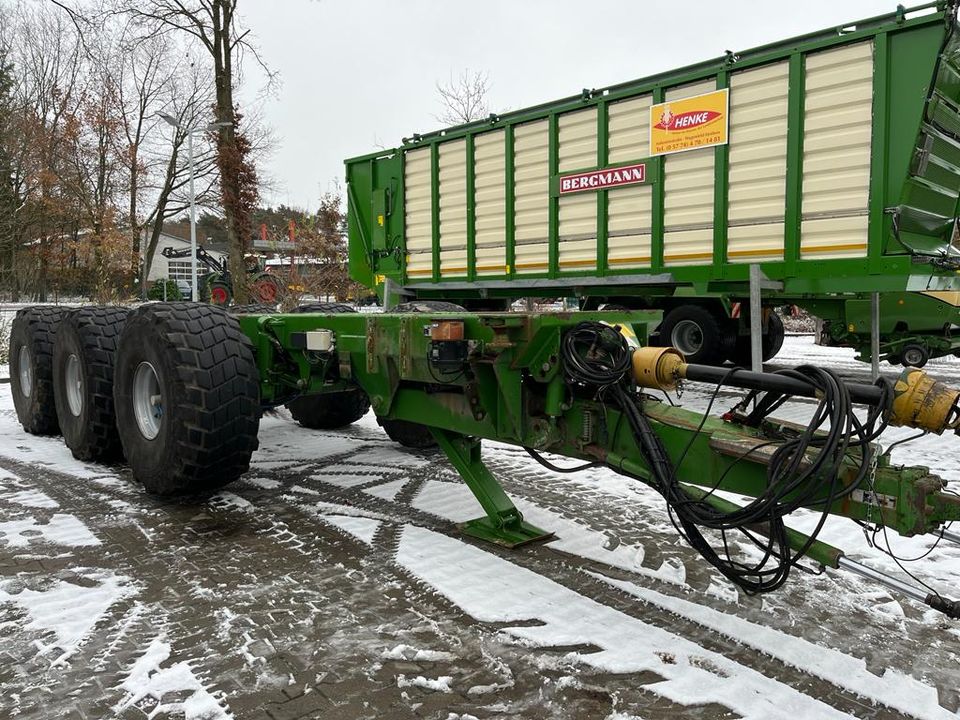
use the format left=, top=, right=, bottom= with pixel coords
left=404, top=146, right=433, bottom=279
left=801, top=40, right=873, bottom=260
left=727, top=61, right=789, bottom=263
left=514, top=120, right=550, bottom=274
left=607, top=95, right=653, bottom=269
left=663, top=80, right=716, bottom=266
left=558, top=108, right=598, bottom=271
left=438, top=139, right=468, bottom=277
left=474, top=129, right=507, bottom=276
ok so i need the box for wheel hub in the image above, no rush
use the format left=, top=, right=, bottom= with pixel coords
left=65, top=353, right=83, bottom=416
left=18, top=345, right=33, bottom=398
left=671, top=320, right=704, bottom=356
left=133, top=361, right=163, bottom=440
left=903, top=346, right=925, bottom=366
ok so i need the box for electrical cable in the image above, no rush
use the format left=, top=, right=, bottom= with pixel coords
left=558, top=320, right=901, bottom=595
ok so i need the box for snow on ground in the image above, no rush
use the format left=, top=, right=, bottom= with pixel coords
left=1, top=333, right=960, bottom=718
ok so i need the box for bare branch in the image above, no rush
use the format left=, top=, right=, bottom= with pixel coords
left=435, top=69, right=491, bottom=126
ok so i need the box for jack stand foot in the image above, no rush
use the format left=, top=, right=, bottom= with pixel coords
left=431, top=427, right=554, bottom=549
left=460, top=516, right=554, bottom=548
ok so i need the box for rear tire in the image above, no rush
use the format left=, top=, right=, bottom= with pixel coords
left=52, top=307, right=128, bottom=461
left=381, top=300, right=467, bottom=449
left=658, top=305, right=729, bottom=365
left=113, top=303, right=260, bottom=495
left=252, top=274, right=283, bottom=305
left=10, top=306, right=68, bottom=435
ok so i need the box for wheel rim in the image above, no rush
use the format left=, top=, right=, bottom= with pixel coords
left=903, top=347, right=924, bottom=366
left=18, top=345, right=33, bottom=398
left=255, top=279, right=277, bottom=303
left=211, top=286, right=229, bottom=304
left=65, top=353, right=83, bottom=416
left=671, top=320, right=703, bottom=356
left=133, top=361, right=163, bottom=440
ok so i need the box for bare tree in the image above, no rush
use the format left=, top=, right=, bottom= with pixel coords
left=435, top=69, right=490, bottom=126
left=139, top=60, right=219, bottom=298
left=119, top=0, right=272, bottom=303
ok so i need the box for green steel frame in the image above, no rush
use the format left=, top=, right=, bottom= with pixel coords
left=237, top=309, right=960, bottom=561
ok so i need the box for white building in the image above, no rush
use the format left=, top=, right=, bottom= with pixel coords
left=144, top=230, right=229, bottom=283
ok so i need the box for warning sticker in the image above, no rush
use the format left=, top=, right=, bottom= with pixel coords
left=649, top=88, right=729, bottom=156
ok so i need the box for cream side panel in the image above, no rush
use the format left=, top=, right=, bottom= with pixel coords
left=607, top=97, right=653, bottom=270
left=438, top=139, right=468, bottom=276
left=404, top=146, right=433, bottom=277
left=474, top=130, right=507, bottom=275
left=558, top=108, right=597, bottom=172
left=514, top=120, right=550, bottom=273
left=558, top=108, right=599, bottom=270
left=800, top=216, right=869, bottom=259
left=608, top=95, right=652, bottom=164
left=801, top=41, right=873, bottom=260
left=607, top=184, right=652, bottom=269
left=726, top=60, right=788, bottom=263
left=663, top=80, right=716, bottom=266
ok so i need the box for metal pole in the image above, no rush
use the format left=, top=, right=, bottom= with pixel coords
left=837, top=555, right=929, bottom=604
left=936, top=528, right=960, bottom=546
left=188, top=131, right=197, bottom=303
left=870, top=291, right=880, bottom=380
left=749, top=264, right=763, bottom=373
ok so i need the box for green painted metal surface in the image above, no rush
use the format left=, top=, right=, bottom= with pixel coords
left=346, top=3, right=960, bottom=306
left=236, top=309, right=960, bottom=548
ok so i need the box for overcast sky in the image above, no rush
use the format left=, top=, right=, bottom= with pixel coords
left=238, top=0, right=904, bottom=210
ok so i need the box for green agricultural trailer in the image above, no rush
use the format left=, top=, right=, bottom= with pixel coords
left=9, top=301, right=960, bottom=619
left=345, top=1, right=960, bottom=366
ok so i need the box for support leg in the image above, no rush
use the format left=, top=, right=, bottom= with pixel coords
left=749, top=264, right=763, bottom=373
left=431, top=428, right=553, bottom=547
left=870, top=291, right=880, bottom=380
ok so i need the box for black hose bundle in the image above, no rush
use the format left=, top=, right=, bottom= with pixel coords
left=559, top=321, right=894, bottom=594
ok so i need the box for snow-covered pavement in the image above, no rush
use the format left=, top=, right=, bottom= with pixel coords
left=1, top=335, right=959, bottom=719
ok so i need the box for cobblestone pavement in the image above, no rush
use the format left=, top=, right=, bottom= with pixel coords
left=2, top=336, right=960, bottom=720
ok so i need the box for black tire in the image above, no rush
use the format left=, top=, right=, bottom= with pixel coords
left=730, top=312, right=785, bottom=366
left=288, top=390, right=371, bottom=430
left=658, top=305, right=729, bottom=365
left=285, top=302, right=371, bottom=429
left=379, top=419, right=440, bottom=449
left=10, top=306, right=68, bottom=435
left=381, top=300, right=467, bottom=449
left=229, top=303, right=276, bottom=314
left=113, top=303, right=260, bottom=495
left=52, top=307, right=128, bottom=461
left=293, top=302, right=355, bottom=314
left=900, top=343, right=929, bottom=369
left=393, top=300, right=466, bottom=313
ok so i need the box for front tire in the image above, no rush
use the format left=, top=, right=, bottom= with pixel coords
left=113, top=303, right=260, bottom=495
left=52, top=307, right=128, bottom=461
left=10, top=306, right=68, bottom=435
left=288, top=390, right=371, bottom=430
left=900, top=343, right=929, bottom=369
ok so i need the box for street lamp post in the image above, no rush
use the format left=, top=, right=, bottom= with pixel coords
left=157, top=113, right=230, bottom=302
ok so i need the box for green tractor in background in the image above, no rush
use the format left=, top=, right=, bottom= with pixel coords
left=161, top=245, right=284, bottom=306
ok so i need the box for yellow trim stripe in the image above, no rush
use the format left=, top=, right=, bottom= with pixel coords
left=727, top=248, right=784, bottom=258
left=799, top=242, right=868, bottom=255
